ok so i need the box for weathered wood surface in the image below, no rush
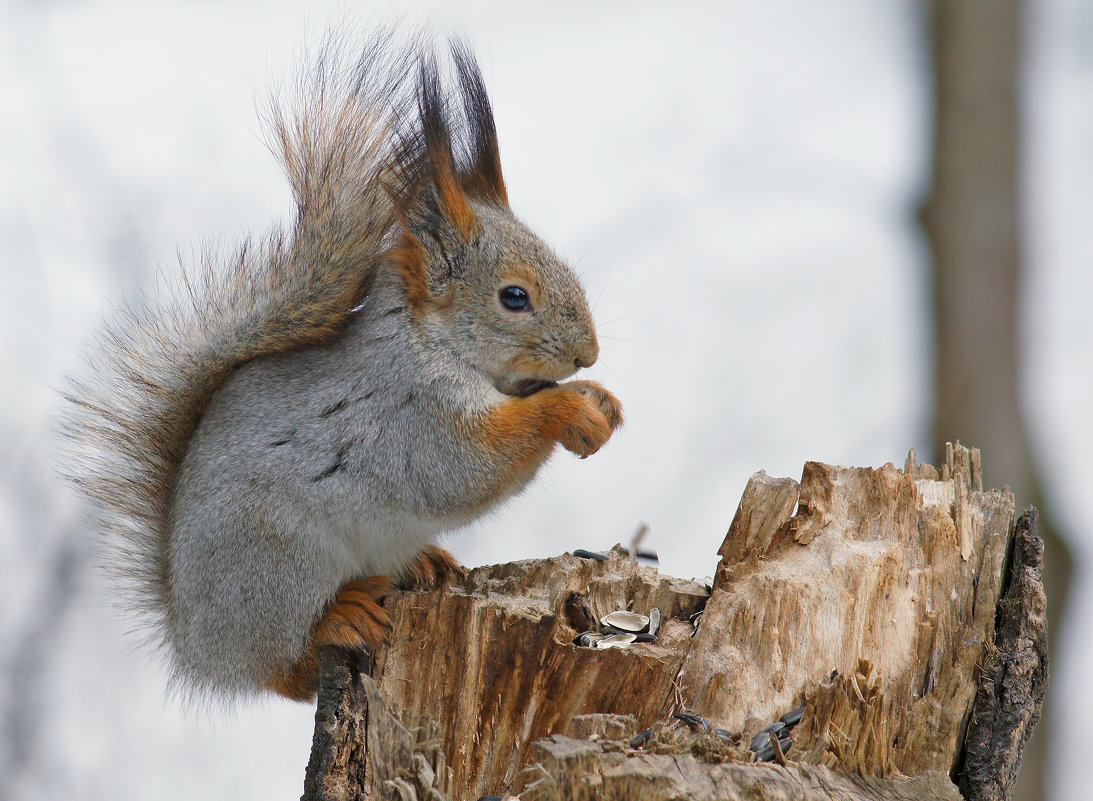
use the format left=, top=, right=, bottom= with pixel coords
left=700, top=446, right=1012, bottom=778
left=958, top=508, right=1048, bottom=801
left=301, top=444, right=1046, bottom=800
left=373, top=547, right=708, bottom=795
left=518, top=736, right=962, bottom=801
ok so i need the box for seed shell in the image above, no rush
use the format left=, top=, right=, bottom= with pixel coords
left=594, top=633, right=637, bottom=649
left=600, top=611, right=650, bottom=632
left=573, top=549, right=609, bottom=561
left=780, top=705, right=806, bottom=728
left=648, top=607, right=661, bottom=636
left=573, top=631, right=604, bottom=647
left=629, top=727, right=655, bottom=749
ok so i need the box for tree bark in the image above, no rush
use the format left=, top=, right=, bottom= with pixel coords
left=957, top=508, right=1048, bottom=801
left=301, top=444, right=1046, bottom=800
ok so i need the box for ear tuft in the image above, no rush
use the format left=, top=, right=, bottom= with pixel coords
left=417, top=53, right=479, bottom=240
left=389, top=40, right=510, bottom=239
left=450, top=39, right=508, bottom=207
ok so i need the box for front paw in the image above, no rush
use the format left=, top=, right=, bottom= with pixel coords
left=555, top=380, right=624, bottom=458
left=565, top=380, right=624, bottom=430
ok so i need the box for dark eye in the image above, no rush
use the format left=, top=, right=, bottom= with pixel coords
left=499, top=285, right=531, bottom=312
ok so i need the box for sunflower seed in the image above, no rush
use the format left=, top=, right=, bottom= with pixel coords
left=573, top=631, right=604, bottom=647
left=750, top=730, right=773, bottom=753
left=761, top=720, right=786, bottom=737
left=629, top=727, right=655, bottom=749
left=780, top=705, right=806, bottom=728
left=673, top=712, right=710, bottom=731
left=573, top=549, right=609, bottom=561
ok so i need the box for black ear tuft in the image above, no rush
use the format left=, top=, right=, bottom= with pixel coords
left=389, top=39, right=509, bottom=241
left=450, top=39, right=508, bottom=206
left=416, top=49, right=479, bottom=239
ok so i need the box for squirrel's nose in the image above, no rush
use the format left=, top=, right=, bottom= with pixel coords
left=574, top=337, right=599, bottom=370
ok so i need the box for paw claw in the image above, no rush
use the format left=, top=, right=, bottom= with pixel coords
left=399, top=545, right=462, bottom=591
left=315, top=575, right=393, bottom=650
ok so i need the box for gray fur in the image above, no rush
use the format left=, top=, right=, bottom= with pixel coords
left=170, top=207, right=599, bottom=696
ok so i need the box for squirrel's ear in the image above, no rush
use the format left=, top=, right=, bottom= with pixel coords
left=397, top=181, right=472, bottom=255
left=389, top=46, right=505, bottom=307
left=392, top=183, right=471, bottom=306
left=396, top=170, right=476, bottom=245
left=421, top=144, right=479, bottom=242
left=388, top=53, right=480, bottom=306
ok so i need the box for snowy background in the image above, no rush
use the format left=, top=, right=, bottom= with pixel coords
left=1, top=1, right=1089, bottom=799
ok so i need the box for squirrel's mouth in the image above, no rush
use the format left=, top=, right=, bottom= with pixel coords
left=509, top=379, right=558, bottom=397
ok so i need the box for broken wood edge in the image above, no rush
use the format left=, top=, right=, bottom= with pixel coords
left=302, top=647, right=370, bottom=801
left=955, top=507, right=1048, bottom=801
left=302, top=647, right=451, bottom=801
left=707, top=445, right=1015, bottom=778
left=904, top=440, right=982, bottom=491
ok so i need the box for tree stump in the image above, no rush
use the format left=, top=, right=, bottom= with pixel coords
left=301, top=444, right=1047, bottom=801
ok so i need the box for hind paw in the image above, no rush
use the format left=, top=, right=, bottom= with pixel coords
left=399, top=545, right=462, bottom=590
left=266, top=574, right=394, bottom=702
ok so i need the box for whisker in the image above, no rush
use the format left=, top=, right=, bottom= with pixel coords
left=597, top=334, right=647, bottom=350
left=592, top=358, right=635, bottom=393
left=597, top=316, right=653, bottom=330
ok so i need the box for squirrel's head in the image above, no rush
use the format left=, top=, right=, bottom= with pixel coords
left=389, top=42, right=598, bottom=397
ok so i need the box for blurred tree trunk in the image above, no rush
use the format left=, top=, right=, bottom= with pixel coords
left=919, top=2, right=1071, bottom=798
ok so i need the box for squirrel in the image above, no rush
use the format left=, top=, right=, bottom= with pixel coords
left=61, top=37, right=622, bottom=702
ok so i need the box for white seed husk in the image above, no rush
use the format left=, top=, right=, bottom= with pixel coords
left=600, top=611, right=650, bottom=633
left=595, top=633, right=637, bottom=649
left=648, top=607, right=661, bottom=636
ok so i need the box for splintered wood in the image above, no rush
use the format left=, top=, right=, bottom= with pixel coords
left=691, top=451, right=1013, bottom=777
left=302, top=444, right=1044, bottom=801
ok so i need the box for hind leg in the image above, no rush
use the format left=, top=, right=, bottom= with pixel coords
left=267, top=575, right=394, bottom=702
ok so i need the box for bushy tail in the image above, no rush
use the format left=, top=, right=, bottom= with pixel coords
left=60, top=36, right=417, bottom=644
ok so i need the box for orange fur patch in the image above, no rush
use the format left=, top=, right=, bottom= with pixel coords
left=432, top=157, right=478, bottom=240
left=401, top=545, right=461, bottom=588
left=471, top=386, right=602, bottom=494
left=266, top=574, right=394, bottom=702
left=389, top=231, right=433, bottom=312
